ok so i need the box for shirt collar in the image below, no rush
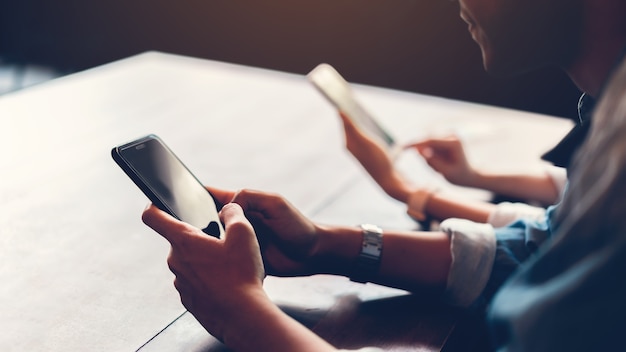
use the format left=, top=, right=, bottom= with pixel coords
left=541, top=45, right=626, bottom=168
left=541, top=95, right=595, bottom=168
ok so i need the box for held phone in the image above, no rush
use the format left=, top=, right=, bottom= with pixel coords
left=111, top=134, right=224, bottom=238
left=307, top=63, right=401, bottom=156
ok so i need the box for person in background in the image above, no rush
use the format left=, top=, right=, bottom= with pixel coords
left=338, top=112, right=565, bottom=227
left=140, top=0, right=626, bottom=350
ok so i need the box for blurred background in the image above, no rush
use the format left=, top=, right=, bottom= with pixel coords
left=0, top=0, right=581, bottom=120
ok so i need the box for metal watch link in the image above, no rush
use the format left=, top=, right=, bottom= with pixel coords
left=350, top=224, right=383, bottom=283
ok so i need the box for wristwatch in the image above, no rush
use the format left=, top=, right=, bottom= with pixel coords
left=350, top=224, right=383, bottom=283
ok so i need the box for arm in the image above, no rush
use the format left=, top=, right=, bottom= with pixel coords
left=338, top=112, right=495, bottom=222
left=338, top=112, right=414, bottom=202
left=211, top=188, right=453, bottom=292
left=223, top=291, right=336, bottom=352
left=341, top=120, right=557, bottom=223
left=410, top=136, right=561, bottom=206
left=463, top=169, right=559, bottom=206
left=312, top=224, right=452, bottom=291
left=214, top=188, right=494, bottom=307
left=422, top=192, right=495, bottom=224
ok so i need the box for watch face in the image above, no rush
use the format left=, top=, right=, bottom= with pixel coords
left=360, top=224, right=383, bottom=258
left=361, top=223, right=383, bottom=233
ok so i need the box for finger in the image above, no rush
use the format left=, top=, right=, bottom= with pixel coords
left=430, top=135, right=462, bottom=148
left=419, top=147, right=434, bottom=159
left=414, top=138, right=450, bottom=149
left=230, top=189, right=284, bottom=216
left=219, top=202, right=245, bottom=222
left=141, top=204, right=194, bottom=244
left=403, top=140, right=433, bottom=159
left=205, top=187, right=236, bottom=208
left=405, top=138, right=438, bottom=154
left=219, top=203, right=257, bottom=244
left=404, top=139, right=429, bottom=149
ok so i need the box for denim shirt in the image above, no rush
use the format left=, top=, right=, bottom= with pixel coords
left=486, top=56, right=626, bottom=351
left=477, top=94, right=598, bottom=305
left=439, top=93, right=596, bottom=309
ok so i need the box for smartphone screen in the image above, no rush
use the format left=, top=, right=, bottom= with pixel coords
left=112, top=135, right=223, bottom=238
left=307, top=63, right=396, bottom=148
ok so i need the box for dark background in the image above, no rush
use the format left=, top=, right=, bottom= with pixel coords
left=0, top=0, right=582, bottom=120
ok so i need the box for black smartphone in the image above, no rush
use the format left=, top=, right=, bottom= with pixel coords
left=112, top=134, right=223, bottom=238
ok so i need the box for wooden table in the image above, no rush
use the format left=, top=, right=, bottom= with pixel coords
left=0, top=52, right=573, bottom=351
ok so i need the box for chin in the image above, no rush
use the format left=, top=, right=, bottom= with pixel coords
left=483, top=62, right=517, bottom=78
left=481, top=51, right=539, bottom=78
left=479, top=46, right=510, bottom=77
left=481, top=54, right=510, bottom=77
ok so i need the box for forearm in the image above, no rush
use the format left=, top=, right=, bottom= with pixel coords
left=375, top=229, right=452, bottom=291
left=468, top=170, right=559, bottom=206
left=343, top=126, right=414, bottom=202
left=312, top=224, right=452, bottom=292
left=371, top=171, right=415, bottom=202
left=424, top=193, right=495, bottom=223
left=222, top=287, right=336, bottom=352
left=354, top=159, right=415, bottom=203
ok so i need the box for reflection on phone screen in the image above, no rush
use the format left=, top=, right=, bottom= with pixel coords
left=116, top=136, right=222, bottom=237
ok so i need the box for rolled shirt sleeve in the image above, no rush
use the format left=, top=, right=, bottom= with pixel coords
left=439, top=209, right=554, bottom=308
left=487, top=202, right=547, bottom=228
left=544, top=165, right=567, bottom=199
left=439, top=218, right=497, bottom=307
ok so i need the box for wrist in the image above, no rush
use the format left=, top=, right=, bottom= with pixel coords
left=383, top=172, right=415, bottom=203
left=221, top=286, right=307, bottom=351
left=224, top=284, right=336, bottom=352
left=463, top=169, right=485, bottom=188
left=310, top=224, right=362, bottom=275
left=406, top=187, right=438, bottom=221
left=219, top=284, right=272, bottom=346
left=349, top=224, right=384, bottom=283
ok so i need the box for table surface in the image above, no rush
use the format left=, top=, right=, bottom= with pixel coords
left=0, top=52, right=573, bottom=351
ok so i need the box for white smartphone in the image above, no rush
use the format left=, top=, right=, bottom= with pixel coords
left=307, top=63, right=399, bottom=155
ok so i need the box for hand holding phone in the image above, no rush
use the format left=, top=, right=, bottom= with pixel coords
left=307, top=63, right=399, bottom=155
left=112, top=134, right=223, bottom=238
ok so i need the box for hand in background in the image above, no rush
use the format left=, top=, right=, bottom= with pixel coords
left=407, top=135, right=478, bottom=187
